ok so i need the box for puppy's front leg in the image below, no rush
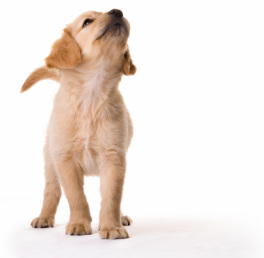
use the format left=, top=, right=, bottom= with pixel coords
left=99, top=153, right=129, bottom=239
left=56, top=159, right=92, bottom=235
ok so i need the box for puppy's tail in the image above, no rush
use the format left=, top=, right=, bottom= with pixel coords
left=20, top=66, right=60, bottom=93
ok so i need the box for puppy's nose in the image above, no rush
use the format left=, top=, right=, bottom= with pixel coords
left=108, top=9, right=123, bottom=18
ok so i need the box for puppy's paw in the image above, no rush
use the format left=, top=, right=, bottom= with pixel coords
left=121, top=215, right=133, bottom=226
left=31, top=217, right=54, bottom=228
left=99, top=226, right=129, bottom=239
left=66, top=223, right=92, bottom=236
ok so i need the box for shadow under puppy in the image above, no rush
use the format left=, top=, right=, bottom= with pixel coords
left=21, top=9, right=136, bottom=239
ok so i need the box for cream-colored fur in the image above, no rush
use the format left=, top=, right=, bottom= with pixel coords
left=21, top=9, right=136, bottom=239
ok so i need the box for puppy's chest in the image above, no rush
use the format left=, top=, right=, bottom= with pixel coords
left=53, top=83, right=114, bottom=175
left=72, top=119, right=103, bottom=176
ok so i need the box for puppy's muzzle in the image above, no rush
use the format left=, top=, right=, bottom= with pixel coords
left=96, top=9, right=127, bottom=40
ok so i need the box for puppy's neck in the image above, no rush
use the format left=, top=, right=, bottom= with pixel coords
left=60, top=61, right=123, bottom=113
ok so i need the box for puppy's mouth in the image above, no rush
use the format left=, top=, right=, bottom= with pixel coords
left=96, top=21, right=126, bottom=40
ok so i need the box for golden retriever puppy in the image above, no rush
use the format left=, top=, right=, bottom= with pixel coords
left=21, top=9, right=136, bottom=239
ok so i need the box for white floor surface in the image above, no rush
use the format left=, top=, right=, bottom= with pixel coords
left=1, top=201, right=263, bottom=258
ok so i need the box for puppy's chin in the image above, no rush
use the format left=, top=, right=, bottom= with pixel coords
left=107, top=24, right=128, bottom=37
left=102, top=27, right=128, bottom=45
left=96, top=20, right=129, bottom=45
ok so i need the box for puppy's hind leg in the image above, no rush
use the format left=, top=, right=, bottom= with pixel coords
left=121, top=212, right=133, bottom=226
left=31, top=147, right=62, bottom=228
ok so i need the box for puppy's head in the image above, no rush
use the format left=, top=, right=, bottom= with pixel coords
left=46, top=9, right=136, bottom=75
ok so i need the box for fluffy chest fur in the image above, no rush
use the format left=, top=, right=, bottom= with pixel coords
left=47, top=71, right=129, bottom=176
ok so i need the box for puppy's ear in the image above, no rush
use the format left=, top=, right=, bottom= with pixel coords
left=123, top=46, right=136, bottom=75
left=45, top=28, right=81, bottom=69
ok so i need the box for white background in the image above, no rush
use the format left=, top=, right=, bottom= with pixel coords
left=0, top=0, right=263, bottom=257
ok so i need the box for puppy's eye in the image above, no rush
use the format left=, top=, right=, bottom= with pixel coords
left=82, top=19, right=94, bottom=27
